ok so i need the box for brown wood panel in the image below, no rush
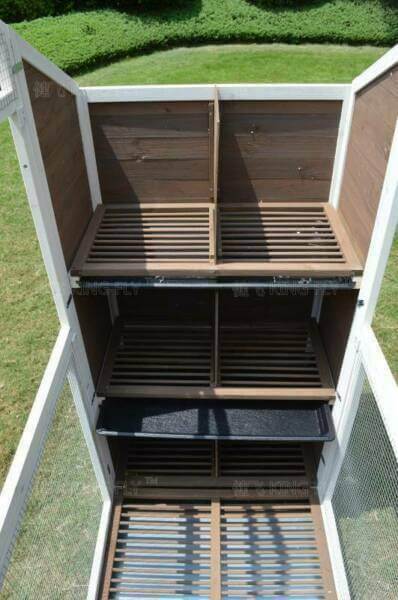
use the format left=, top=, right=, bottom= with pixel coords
left=73, top=292, right=113, bottom=385
left=23, top=62, right=93, bottom=268
left=219, top=100, right=341, bottom=203
left=220, top=289, right=313, bottom=324
left=338, top=64, right=398, bottom=263
left=117, top=288, right=213, bottom=324
left=90, top=101, right=212, bottom=204
left=319, top=289, right=358, bottom=384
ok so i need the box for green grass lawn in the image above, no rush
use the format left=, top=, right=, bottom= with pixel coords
left=77, top=44, right=387, bottom=85
left=0, top=44, right=397, bottom=487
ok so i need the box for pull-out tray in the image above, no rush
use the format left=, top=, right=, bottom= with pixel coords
left=96, top=398, right=335, bottom=441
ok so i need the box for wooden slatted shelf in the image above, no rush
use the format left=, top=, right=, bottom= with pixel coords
left=122, top=439, right=313, bottom=490
left=97, top=318, right=335, bottom=400
left=101, top=442, right=337, bottom=599
left=71, top=202, right=362, bottom=278
left=219, top=321, right=332, bottom=389
left=97, top=321, right=213, bottom=394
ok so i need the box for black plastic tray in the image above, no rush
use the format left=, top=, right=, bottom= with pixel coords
left=97, top=399, right=335, bottom=442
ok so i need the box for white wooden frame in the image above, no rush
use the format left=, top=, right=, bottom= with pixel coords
left=317, top=49, right=398, bottom=598
left=83, top=83, right=349, bottom=103
left=0, top=22, right=114, bottom=596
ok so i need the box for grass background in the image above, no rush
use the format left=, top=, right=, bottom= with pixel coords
left=11, top=0, right=398, bottom=75
left=0, top=43, right=397, bottom=487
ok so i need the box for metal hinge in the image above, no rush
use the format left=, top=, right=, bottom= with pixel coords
left=11, top=61, right=23, bottom=75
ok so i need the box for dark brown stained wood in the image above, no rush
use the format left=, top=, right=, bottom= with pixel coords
left=219, top=289, right=313, bottom=325
left=118, top=288, right=213, bottom=324
left=338, top=64, right=398, bottom=263
left=73, top=292, right=113, bottom=384
left=97, top=317, right=335, bottom=400
left=71, top=202, right=362, bottom=277
left=219, top=320, right=330, bottom=390
left=123, top=440, right=312, bottom=490
left=219, top=100, right=341, bottom=203
left=319, top=289, right=358, bottom=384
left=23, top=61, right=93, bottom=268
left=89, top=101, right=212, bottom=203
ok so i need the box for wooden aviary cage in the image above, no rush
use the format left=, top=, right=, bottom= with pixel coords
left=0, top=21, right=397, bottom=600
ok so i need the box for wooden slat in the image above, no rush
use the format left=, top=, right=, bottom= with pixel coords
left=309, top=489, right=338, bottom=600
left=101, top=493, right=123, bottom=600
left=211, top=500, right=221, bottom=600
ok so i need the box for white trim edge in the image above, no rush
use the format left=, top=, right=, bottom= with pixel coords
left=83, top=83, right=350, bottom=103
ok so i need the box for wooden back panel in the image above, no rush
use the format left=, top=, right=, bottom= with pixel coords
left=90, top=102, right=213, bottom=204
left=338, top=64, right=398, bottom=264
left=220, top=289, right=313, bottom=324
left=23, top=62, right=93, bottom=268
left=219, top=101, right=341, bottom=203
left=319, top=289, right=358, bottom=385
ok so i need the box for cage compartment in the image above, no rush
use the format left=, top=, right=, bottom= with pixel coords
left=97, top=398, right=335, bottom=441
left=100, top=439, right=336, bottom=599
left=71, top=201, right=361, bottom=278
left=97, top=317, right=334, bottom=400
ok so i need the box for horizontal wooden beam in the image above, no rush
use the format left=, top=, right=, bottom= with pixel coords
left=83, top=84, right=350, bottom=103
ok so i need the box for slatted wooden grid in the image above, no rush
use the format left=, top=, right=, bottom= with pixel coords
left=126, top=439, right=307, bottom=479
left=97, top=319, right=334, bottom=400
left=219, top=322, right=333, bottom=390
left=220, top=500, right=331, bottom=599
left=219, top=203, right=353, bottom=263
left=123, top=440, right=312, bottom=491
left=97, top=320, right=213, bottom=395
left=71, top=203, right=215, bottom=273
left=218, top=441, right=308, bottom=479
left=71, top=202, right=362, bottom=277
left=102, top=497, right=336, bottom=600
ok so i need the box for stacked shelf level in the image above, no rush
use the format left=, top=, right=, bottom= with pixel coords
left=71, top=202, right=362, bottom=279
left=97, top=318, right=334, bottom=401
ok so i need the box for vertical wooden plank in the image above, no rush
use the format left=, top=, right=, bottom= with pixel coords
left=309, top=319, right=335, bottom=389
left=309, top=489, right=338, bottom=600
left=100, top=492, right=123, bottom=600
left=209, top=100, right=215, bottom=201
left=210, top=499, right=221, bottom=600
left=213, top=87, right=220, bottom=204
left=209, top=205, right=217, bottom=263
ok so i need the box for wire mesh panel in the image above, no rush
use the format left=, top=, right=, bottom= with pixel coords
left=0, top=30, right=17, bottom=115
left=0, top=379, right=103, bottom=599
left=332, top=371, right=398, bottom=600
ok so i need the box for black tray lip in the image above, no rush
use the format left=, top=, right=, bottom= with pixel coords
left=96, top=398, right=335, bottom=442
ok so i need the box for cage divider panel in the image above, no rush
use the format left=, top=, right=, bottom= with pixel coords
left=96, top=399, right=335, bottom=442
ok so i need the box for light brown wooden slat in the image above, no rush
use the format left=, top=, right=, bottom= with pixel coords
left=211, top=500, right=221, bottom=600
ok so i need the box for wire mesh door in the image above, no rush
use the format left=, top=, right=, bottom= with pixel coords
left=0, top=329, right=111, bottom=600
left=328, top=325, right=398, bottom=600
left=0, top=24, right=18, bottom=121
